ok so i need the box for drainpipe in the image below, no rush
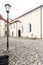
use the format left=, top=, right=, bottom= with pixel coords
left=40, top=6, right=42, bottom=39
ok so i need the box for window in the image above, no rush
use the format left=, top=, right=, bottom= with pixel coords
left=5, top=31, right=7, bottom=35
left=21, top=25, right=23, bottom=32
left=5, top=24, right=7, bottom=27
left=28, top=23, right=31, bottom=32
left=11, top=26, right=12, bottom=28
left=14, top=25, right=15, bottom=28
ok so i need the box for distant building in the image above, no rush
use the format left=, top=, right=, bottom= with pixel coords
left=9, top=5, right=43, bottom=38
left=9, top=20, right=21, bottom=37
left=0, top=14, right=6, bottom=36
left=0, top=5, right=43, bottom=38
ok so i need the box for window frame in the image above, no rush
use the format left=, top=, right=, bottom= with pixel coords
left=28, top=23, right=32, bottom=32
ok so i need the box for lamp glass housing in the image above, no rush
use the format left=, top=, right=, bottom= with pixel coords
left=5, top=4, right=11, bottom=12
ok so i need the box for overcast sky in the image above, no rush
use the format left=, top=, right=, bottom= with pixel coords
left=0, top=0, right=43, bottom=19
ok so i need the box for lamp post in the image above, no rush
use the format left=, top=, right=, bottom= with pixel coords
left=5, top=4, right=11, bottom=51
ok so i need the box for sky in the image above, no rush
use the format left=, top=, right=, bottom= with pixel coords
left=0, top=0, right=43, bottom=19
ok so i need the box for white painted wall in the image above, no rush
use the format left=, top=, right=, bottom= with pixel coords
left=9, top=6, right=43, bottom=38
left=0, top=20, right=5, bottom=36
left=16, top=8, right=41, bottom=38
left=9, top=23, right=16, bottom=37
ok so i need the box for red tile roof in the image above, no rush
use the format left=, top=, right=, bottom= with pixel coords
left=0, top=14, right=6, bottom=22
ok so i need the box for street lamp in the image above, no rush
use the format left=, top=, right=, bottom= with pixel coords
left=5, top=4, right=11, bottom=51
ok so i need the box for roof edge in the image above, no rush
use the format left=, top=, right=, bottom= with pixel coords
left=13, top=5, right=43, bottom=20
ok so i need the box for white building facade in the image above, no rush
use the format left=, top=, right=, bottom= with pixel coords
left=0, top=20, right=5, bottom=36
left=0, top=5, right=43, bottom=39
left=0, top=14, right=6, bottom=37
left=9, top=5, right=43, bottom=38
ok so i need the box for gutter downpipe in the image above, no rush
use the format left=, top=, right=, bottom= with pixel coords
left=40, top=6, right=42, bottom=39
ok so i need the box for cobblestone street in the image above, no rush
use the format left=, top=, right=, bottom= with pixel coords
left=0, top=37, right=43, bottom=65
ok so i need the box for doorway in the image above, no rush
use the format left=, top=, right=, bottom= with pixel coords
left=12, top=32, right=14, bottom=37
left=5, top=31, right=7, bottom=36
left=18, top=30, right=21, bottom=37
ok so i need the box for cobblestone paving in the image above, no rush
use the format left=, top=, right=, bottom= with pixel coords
left=9, top=43, right=43, bottom=65
left=0, top=37, right=43, bottom=65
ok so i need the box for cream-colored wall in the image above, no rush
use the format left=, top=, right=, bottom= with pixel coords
left=16, top=8, right=41, bottom=38
left=0, top=20, right=5, bottom=36
left=9, top=23, right=16, bottom=37
left=9, top=7, right=43, bottom=38
left=9, top=22, right=22, bottom=37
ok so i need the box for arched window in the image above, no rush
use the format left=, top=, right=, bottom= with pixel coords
left=29, top=23, right=31, bottom=32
